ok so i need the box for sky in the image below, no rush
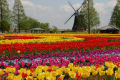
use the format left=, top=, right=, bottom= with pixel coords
left=8, top=0, right=117, bottom=29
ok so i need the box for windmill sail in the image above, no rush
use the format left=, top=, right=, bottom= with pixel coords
left=64, top=13, right=74, bottom=24
left=68, top=1, right=76, bottom=11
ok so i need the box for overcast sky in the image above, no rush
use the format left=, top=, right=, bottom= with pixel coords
left=8, top=0, right=117, bottom=29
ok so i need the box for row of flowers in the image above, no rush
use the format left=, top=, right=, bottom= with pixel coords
left=0, top=48, right=119, bottom=61
left=0, top=33, right=120, bottom=80
left=1, top=33, right=120, bottom=44
left=0, top=34, right=4, bottom=39
left=0, top=36, right=84, bottom=44
left=0, top=36, right=40, bottom=40
left=0, top=49, right=120, bottom=68
left=0, top=62, right=120, bottom=80
left=0, top=38, right=120, bottom=55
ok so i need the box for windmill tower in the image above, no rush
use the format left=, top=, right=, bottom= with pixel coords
left=64, top=0, right=95, bottom=32
left=64, top=1, right=86, bottom=32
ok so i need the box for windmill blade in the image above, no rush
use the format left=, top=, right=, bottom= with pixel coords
left=64, top=13, right=75, bottom=24
left=77, top=0, right=87, bottom=11
left=77, top=4, right=82, bottom=11
left=68, top=1, right=76, bottom=12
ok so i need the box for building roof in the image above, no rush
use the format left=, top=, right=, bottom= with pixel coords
left=98, top=25, right=119, bottom=30
left=30, top=28, right=44, bottom=30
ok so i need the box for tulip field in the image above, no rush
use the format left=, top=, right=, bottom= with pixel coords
left=1, top=33, right=120, bottom=80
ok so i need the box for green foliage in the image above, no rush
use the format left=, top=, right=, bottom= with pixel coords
left=0, top=20, right=10, bottom=32
left=19, top=17, right=31, bottom=30
left=52, top=26, right=59, bottom=33
left=12, top=0, right=26, bottom=32
left=25, top=17, right=50, bottom=33
left=79, top=0, right=100, bottom=29
left=78, top=13, right=87, bottom=29
left=65, top=29, right=72, bottom=32
left=91, top=29, right=99, bottom=33
left=28, top=17, right=40, bottom=29
left=40, top=23, right=50, bottom=33
left=110, top=0, right=120, bottom=29
left=0, top=0, right=11, bottom=32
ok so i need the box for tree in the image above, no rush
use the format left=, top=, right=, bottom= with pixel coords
left=0, top=0, right=10, bottom=33
left=65, top=29, right=72, bottom=32
left=19, top=17, right=31, bottom=30
left=110, top=0, right=120, bottom=29
left=40, top=23, right=50, bottom=33
left=0, top=20, right=10, bottom=32
left=52, top=26, right=58, bottom=33
left=79, top=0, right=100, bottom=33
left=28, top=17, right=41, bottom=29
left=24, top=17, right=50, bottom=33
left=12, top=0, right=26, bottom=33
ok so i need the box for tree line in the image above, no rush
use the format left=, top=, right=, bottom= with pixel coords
left=0, top=0, right=120, bottom=33
left=0, top=0, right=54, bottom=33
left=75, top=0, right=120, bottom=33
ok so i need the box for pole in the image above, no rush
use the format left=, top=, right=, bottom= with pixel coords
left=88, top=0, right=90, bottom=34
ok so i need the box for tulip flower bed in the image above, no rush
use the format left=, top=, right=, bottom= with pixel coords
left=1, top=62, right=120, bottom=80
left=0, top=34, right=4, bottom=39
left=0, top=33, right=120, bottom=57
left=0, top=49, right=120, bottom=68
left=0, top=33, right=120, bottom=80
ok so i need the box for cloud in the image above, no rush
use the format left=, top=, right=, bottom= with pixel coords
left=8, top=0, right=118, bottom=29
left=22, top=0, right=34, bottom=7
left=95, top=0, right=116, bottom=14
left=61, top=3, right=81, bottom=12
left=8, top=0, right=14, bottom=9
left=94, top=0, right=117, bottom=27
left=108, top=0, right=117, bottom=7
left=21, top=0, right=49, bottom=11
left=9, top=0, right=49, bottom=11
left=95, top=3, right=107, bottom=14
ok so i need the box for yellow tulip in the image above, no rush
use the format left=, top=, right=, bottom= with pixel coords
left=46, top=76, right=56, bottom=80
left=99, top=71, right=105, bottom=76
left=26, top=76, right=33, bottom=80
left=69, top=71, right=76, bottom=78
left=44, top=72, right=50, bottom=77
left=64, top=68, right=70, bottom=73
left=5, top=67, right=16, bottom=73
left=26, top=70, right=31, bottom=76
left=106, top=68, right=114, bottom=76
left=115, top=71, right=120, bottom=79
left=17, top=50, right=21, bottom=54
left=13, top=75, right=22, bottom=80
left=51, top=71, right=57, bottom=77
left=43, top=66, right=48, bottom=72
left=7, top=73, right=14, bottom=80
left=18, top=68, right=26, bottom=74
left=81, top=72, right=90, bottom=78
left=60, top=74, right=65, bottom=80
left=61, top=66, right=66, bottom=72
left=118, top=68, right=120, bottom=73
left=37, top=73, right=44, bottom=80
left=105, top=61, right=116, bottom=68
left=82, top=66, right=91, bottom=73
left=0, top=69, right=4, bottom=76
left=56, top=69, right=62, bottom=75
left=68, top=63, right=73, bottom=68
left=92, top=71, right=98, bottom=76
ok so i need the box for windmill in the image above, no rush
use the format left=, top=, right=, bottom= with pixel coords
left=64, top=1, right=87, bottom=32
